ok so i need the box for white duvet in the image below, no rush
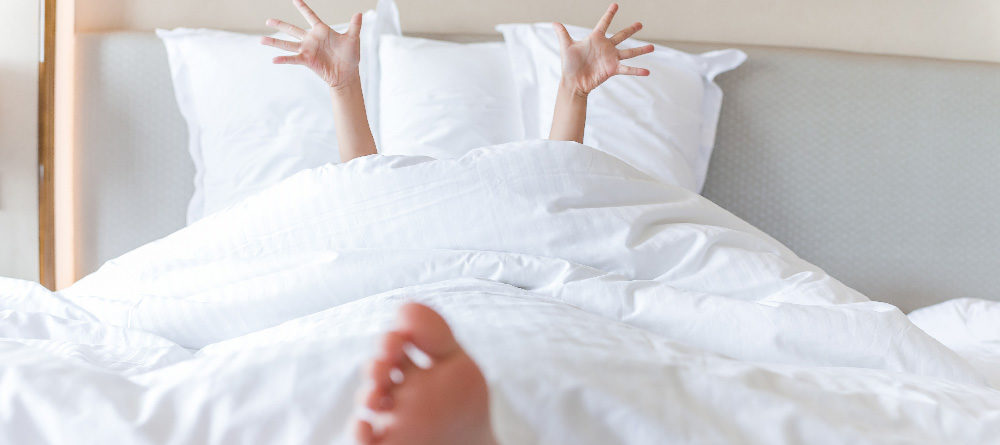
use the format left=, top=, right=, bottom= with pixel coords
left=2, top=141, right=998, bottom=444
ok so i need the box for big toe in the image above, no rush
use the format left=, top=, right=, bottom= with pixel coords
left=396, top=302, right=462, bottom=361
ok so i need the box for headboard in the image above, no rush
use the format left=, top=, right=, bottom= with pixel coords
left=75, top=32, right=1000, bottom=313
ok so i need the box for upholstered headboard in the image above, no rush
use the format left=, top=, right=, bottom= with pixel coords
left=75, top=32, right=1000, bottom=312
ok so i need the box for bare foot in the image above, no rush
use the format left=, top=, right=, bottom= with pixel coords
left=354, top=302, right=499, bottom=445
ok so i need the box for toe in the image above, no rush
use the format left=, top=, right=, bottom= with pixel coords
left=378, top=331, right=408, bottom=364
left=397, top=302, right=462, bottom=361
left=367, top=359, right=396, bottom=390
left=364, top=387, right=394, bottom=411
left=380, top=330, right=421, bottom=374
left=355, top=418, right=376, bottom=445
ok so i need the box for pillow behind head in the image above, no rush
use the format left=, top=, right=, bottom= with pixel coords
left=497, top=23, right=746, bottom=192
left=158, top=0, right=401, bottom=224
left=378, top=35, right=524, bottom=159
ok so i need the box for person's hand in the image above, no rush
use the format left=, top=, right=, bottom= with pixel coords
left=261, top=0, right=362, bottom=89
left=553, top=3, right=654, bottom=96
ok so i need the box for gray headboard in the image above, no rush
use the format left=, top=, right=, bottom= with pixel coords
left=75, top=32, right=1000, bottom=312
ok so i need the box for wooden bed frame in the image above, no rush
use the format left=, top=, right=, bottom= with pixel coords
left=38, top=0, right=56, bottom=288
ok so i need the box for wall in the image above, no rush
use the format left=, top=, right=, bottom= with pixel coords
left=0, top=1, right=40, bottom=281
left=54, top=0, right=75, bottom=289
left=73, top=0, right=1000, bottom=63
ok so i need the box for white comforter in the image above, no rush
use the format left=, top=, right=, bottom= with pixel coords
left=2, top=141, right=998, bottom=444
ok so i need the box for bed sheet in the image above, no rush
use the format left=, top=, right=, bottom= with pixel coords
left=910, top=298, right=1000, bottom=388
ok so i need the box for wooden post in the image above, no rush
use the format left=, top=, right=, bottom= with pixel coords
left=38, top=0, right=56, bottom=289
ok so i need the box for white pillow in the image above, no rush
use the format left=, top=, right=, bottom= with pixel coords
left=158, top=0, right=401, bottom=224
left=378, top=35, right=523, bottom=159
left=497, top=23, right=746, bottom=192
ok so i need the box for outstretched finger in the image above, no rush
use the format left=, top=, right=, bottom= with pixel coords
left=265, top=19, right=306, bottom=39
left=273, top=54, right=305, bottom=65
left=347, top=12, right=363, bottom=37
left=261, top=36, right=301, bottom=52
left=293, top=0, right=323, bottom=27
left=593, top=3, right=619, bottom=35
left=552, top=22, right=573, bottom=48
left=618, top=44, right=654, bottom=60
left=617, top=64, right=650, bottom=76
left=610, top=21, right=642, bottom=44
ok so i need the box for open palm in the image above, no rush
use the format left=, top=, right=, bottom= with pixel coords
left=261, top=0, right=362, bottom=88
left=554, top=3, right=654, bottom=95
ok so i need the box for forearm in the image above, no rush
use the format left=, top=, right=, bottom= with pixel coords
left=330, top=76, right=377, bottom=162
left=548, top=82, right=589, bottom=144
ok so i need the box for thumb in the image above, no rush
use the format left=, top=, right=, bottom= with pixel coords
left=348, top=12, right=363, bottom=37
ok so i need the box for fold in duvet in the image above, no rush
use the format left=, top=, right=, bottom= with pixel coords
left=2, top=141, right=998, bottom=444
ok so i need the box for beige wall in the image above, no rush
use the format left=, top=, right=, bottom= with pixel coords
left=74, top=0, right=1000, bottom=63
left=0, top=1, right=40, bottom=281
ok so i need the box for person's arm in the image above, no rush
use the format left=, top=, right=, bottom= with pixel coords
left=261, top=0, right=377, bottom=162
left=549, top=3, right=654, bottom=143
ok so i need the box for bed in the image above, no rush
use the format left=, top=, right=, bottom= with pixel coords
left=74, top=32, right=1000, bottom=313
left=2, top=1, right=999, bottom=443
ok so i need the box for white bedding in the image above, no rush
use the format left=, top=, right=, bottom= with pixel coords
left=2, top=141, right=998, bottom=443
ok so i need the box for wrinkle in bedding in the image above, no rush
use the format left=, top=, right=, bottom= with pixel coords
left=1, top=140, right=998, bottom=444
